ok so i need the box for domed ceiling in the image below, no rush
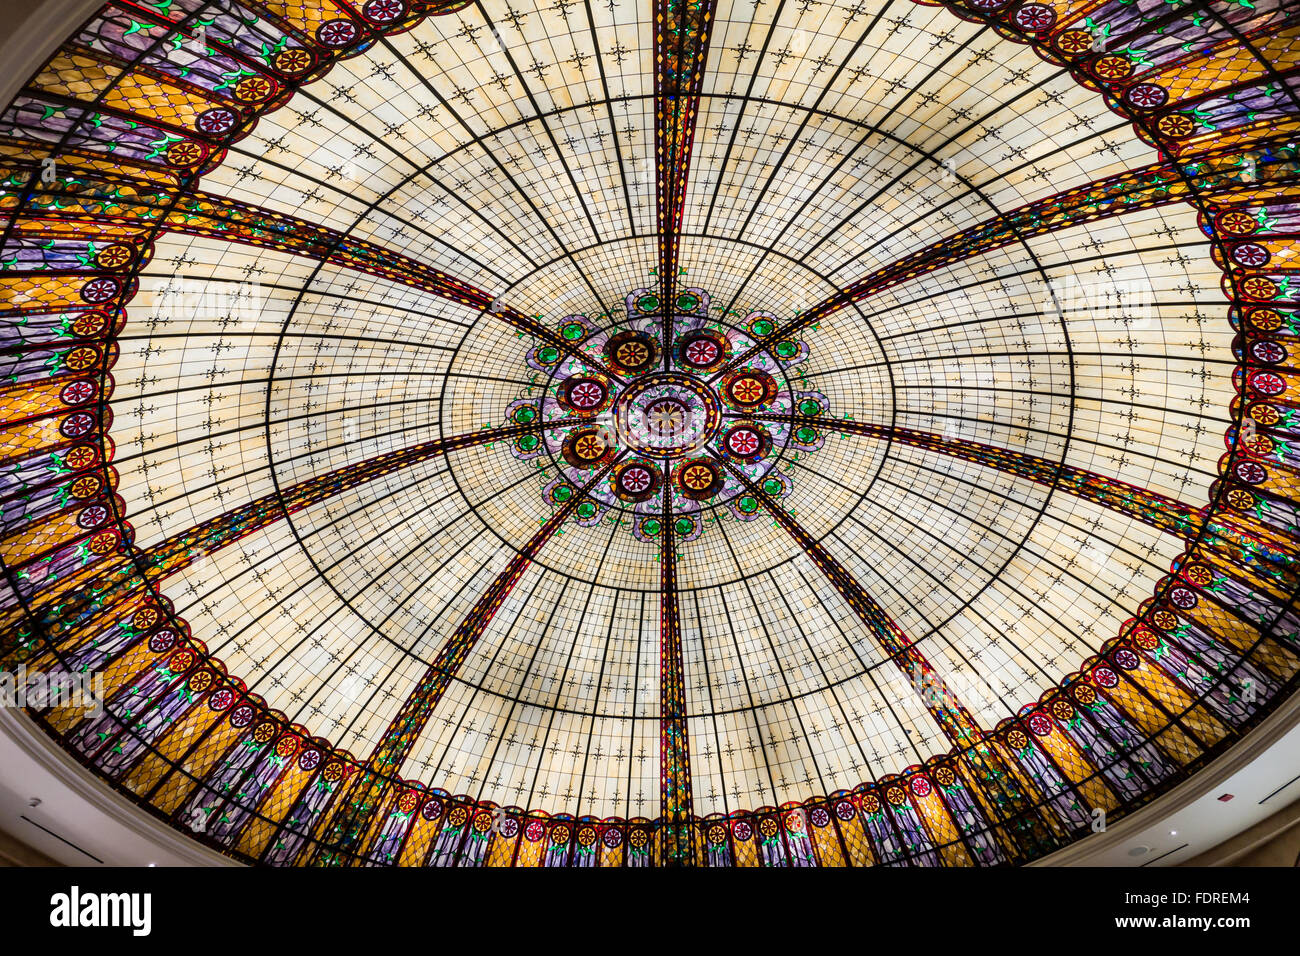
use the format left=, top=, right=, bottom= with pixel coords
left=1, top=0, right=1299, bottom=867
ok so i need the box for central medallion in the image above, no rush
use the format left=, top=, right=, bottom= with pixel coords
left=615, top=372, right=721, bottom=459
left=500, top=286, right=830, bottom=543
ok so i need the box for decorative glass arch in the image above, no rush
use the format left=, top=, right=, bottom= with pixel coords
left=1, top=0, right=1298, bottom=866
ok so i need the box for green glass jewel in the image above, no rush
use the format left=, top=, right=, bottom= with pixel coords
left=750, top=318, right=774, bottom=337
left=797, top=398, right=821, bottom=416
left=513, top=405, right=537, bottom=423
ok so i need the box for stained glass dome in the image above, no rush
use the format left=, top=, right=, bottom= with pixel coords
left=1, top=0, right=1298, bottom=866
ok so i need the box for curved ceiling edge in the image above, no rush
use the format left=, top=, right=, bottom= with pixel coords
left=0, top=0, right=1298, bottom=867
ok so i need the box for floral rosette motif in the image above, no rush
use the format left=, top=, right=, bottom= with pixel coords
left=501, top=287, right=830, bottom=542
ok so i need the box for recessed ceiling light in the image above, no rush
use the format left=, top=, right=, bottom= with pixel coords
left=1128, top=845, right=1151, bottom=857
left=1169, top=830, right=1178, bottom=836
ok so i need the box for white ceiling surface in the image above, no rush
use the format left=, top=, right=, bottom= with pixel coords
left=0, top=710, right=235, bottom=867
left=1037, top=706, right=1300, bottom=867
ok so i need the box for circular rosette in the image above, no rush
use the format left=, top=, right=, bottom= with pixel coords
left=572, top=495, right=606, bottom=526
left=272, top=46, right=314, bottom=75
left=789, top=420, right=826, bottom=452
left=95, top=243, right=134, bottom=270
left=194, top=107, right=237, bottom=137
left=500, top=286, right=835, bottom=547
left=603, top=329, right=658, bottom=375
left=1247, top=369, right=1286, bottom=398
left=719, top=423, right=771, bottom=464
left=505, top=398, right=543, bottom=428
left=362, top=0, right=407, bottom=26
left=1011, top=1, right=1056, bottom=32
left=673, top=288, right=707, bottom=315
left=1123, top=82, right=1167, bottom=111
left=1218, top=209, right=1259, bottom=237
left=1156, top=112, right=1196, bottom=138
left=1249, top=340, right=1286, bottom=365
left=544, top=477, right=581, bottom=510
left=80, top=276, right=121, bottom=304
left=1246, top=308, right=1283, bottom=333
left=560, top=425, right=617, bottom=469
left=745, top=310, right=777, bottom=339
left=1092, top=55, right=1134, bottom=82
left=165, top=139, right=208, bottom=167
left=632, top=515, right=661, bottom=542
left=1053, top=29, right=1092, bottom=58
left=756, top=471, right=790, bottom=499
left=675, top=329, right=730, bottom=372
left=615, top=373, right=721, bottom=458
left=527, top=342, right=566, bottom=372
left=628, top=289, right=662, bottom=316
left=720, top=369, right=778, bottom=410
left=1231, top=242, right=1271, bottom=269
left=768, top=337, right=809, bottom=368
left=70, top=311, right=109, bottom=337
left=674, top=510, right=705, bottom=540
left=674, top=458, right=723, bottom=501
left=559, top=375, right=613, bottom=416
left=794, top=392, right=829, bottom=418
left=611, top=460, right=662, bottom=504
left=1247, top=401, right=1280, bottom=427
left=316, top=18, right=360, bottom=48
left=730, top=491, right=764, bottom=521
left=555, top=314, right=596, bottom=344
